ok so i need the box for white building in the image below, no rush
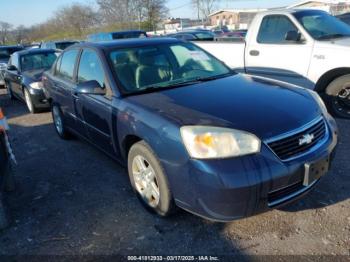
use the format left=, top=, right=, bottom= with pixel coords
left=209, top=0, right=350, bottom=29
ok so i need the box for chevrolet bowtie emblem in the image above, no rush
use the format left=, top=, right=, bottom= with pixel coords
left=299, top=134, right=314, bottom=146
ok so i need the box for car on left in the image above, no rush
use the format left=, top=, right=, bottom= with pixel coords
left=4, top=48, right=59, bottom=113
left=0, top=45, right=24, bottom=88
left=0, top=108, right=15, bottom=229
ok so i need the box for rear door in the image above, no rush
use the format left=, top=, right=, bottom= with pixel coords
left=75, top=48, right=116, bottom=156
left=51, top=49, right=83, bottom=133
left=245, top=14, right=314, bottom=88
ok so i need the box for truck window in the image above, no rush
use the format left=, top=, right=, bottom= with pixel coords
left=257, top=15, right=299, bottom=44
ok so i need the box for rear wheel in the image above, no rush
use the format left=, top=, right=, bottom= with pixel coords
left=51, top=104, right=71, bottom=139
left=325, top=74, right=350, bottom=119
left=128, top=141, right=176, bottom=217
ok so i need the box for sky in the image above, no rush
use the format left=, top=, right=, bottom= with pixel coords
left=0, top=0, right=299, bottom=27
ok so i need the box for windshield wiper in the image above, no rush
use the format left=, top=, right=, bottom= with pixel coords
left=317, top=33, right=350, bottom=40
left=195, top=72, right=234, bottom=82
left=129, top=72, right=235, bottom=95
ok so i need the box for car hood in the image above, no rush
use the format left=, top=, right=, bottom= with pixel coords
left=22, top=69, right=47, bottom=82
left=125, top=74, right=322, bottom=140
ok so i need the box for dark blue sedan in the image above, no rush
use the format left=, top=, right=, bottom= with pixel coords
left=43, top=38, right=338, bottom=221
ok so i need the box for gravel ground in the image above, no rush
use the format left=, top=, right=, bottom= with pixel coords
left=0, top=89, right=349, bottom=258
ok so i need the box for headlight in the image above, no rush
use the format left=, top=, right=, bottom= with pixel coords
left=180, top=126, right=261, bottom=159
left=30, top=82, right=43, bottom=90
left=307, top=89, right=328, bottom=114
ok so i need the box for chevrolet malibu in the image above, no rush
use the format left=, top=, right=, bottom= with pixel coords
left=43, top=38, right=338, bottom=221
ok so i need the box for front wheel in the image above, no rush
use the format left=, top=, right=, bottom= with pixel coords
left=128, top=141, right=176, bottom=217
left=24, top=88, right=38, bottom=114
left=325, top=74, right=350, bottom=119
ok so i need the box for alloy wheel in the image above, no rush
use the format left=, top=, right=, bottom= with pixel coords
left=131, top=155, right=160, bottom=208
left=24, top=89, right=33, bottom=113
left=52, top=106, right=63, bottom=135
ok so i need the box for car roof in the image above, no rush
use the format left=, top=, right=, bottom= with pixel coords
left=258, top=8, right=328, bottom=16
left=44, top=40, right=78, bottom=44
left=71, top=38, right=181, bottom=51
left=14, top=48, right=57, bottom=56
left=0, top=45, right=23, bottom=50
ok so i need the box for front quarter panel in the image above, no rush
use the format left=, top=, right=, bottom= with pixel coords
left=116, top=98, right=192, bottom=202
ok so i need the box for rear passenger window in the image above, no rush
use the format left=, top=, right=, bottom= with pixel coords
left=77, top=49, right=105, bottom=87
left=257, top=15, right=298, bottom=44
left=58, top=49, right=79, bottom=81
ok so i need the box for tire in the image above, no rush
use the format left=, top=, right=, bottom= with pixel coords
left=24, top=88, right=38, bottom=114
left=51, top=104, right=71, bottom=140
left=128, top=141, right=176, bottom=217
left=6, top=82, right=15, bottom=100
left=325, top=74, right=350, bottom=119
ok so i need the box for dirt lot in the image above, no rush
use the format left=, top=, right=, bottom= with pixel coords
left=0, top=88, right=349, bottom=258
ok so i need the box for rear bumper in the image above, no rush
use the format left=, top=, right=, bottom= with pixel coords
left=169, top=115, right=338, bottom=222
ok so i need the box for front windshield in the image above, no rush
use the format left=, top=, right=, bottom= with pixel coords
left=20, top=52, right=58, bottom=71
left=109, top=42, right=231, bottom=94
left=294, top=10, right=350, bottom=40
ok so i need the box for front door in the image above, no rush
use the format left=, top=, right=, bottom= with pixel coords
left=6, top=54, right=22, bottom=98
left=75, top=48, right=116, bottom=157
left=245, top=14, right=314, bottom=89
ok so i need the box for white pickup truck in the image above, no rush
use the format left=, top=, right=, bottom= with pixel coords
left=197, top=9, right=350, bottom=119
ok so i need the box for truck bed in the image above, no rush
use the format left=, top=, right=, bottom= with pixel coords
left=195, top=41, right=246, bottom=71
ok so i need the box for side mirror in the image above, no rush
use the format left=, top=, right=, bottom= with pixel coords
left=7, top=65, right=17, bottom=71
left=285, top=30, right=301, bottom=42
left=76, top=80, right=106, bottom=95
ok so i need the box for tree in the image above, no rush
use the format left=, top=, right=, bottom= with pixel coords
left=143, top=0, right=168, bottom=31
left=97, top=0, right=168, bottom=31
left=0, top=21, right=13, bottom=45
left=15, top=25, right=27, bottom=44
left=192, top=0, right=220, bottom=21
left=55, top=3, right=99, bottom=36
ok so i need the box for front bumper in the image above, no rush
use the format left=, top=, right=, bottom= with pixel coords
left=29, top=88, right=50, bottom=109
left=170, top=115, right=338, bottom=222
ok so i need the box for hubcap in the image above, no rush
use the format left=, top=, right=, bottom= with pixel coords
left=24, top=90, right=33, bottom=112
left=132, top=155, right=160, bottom=208
left=334, top=86, right=350, bottom=116
left=53, top=107, right=63, bottom=135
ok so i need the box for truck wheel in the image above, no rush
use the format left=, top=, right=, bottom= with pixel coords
left=325, top=74, right=350, bottom=119
left=128, top=141, right=176, bottom=217
left=51, top=104, right=71, bottom=140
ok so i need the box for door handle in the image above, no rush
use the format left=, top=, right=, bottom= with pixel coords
left=250, top=50, right=260, bottom=56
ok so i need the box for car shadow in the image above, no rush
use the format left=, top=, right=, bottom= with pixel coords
left=0, top=120, right=249, bottom=257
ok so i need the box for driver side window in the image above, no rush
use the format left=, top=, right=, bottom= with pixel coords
left=77, top=49, right=105, bottom=88
left=257, top=15, right=300, bottom=44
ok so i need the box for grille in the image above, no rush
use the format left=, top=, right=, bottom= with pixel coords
left=267, top=118, right=327, bottom=161
left=268, top=181, right=304, bottom=206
